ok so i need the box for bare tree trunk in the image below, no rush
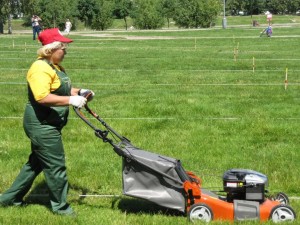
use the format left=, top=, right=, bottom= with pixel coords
left=124, top=17, right=127, bottom=30
left=8, top=15, right=12, bottom=34
left=54, top=18, right=56, bottom=28
left=0, top=19, right=3, bottom=34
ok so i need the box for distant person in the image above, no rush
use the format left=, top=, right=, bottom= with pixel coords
left=252, top=20, right=259, bottom=27
left=260, top=26, right=272, bottom=37
left=64, top=19, right=72, bottom=35
left=31, top=15, right=42, bottom=40
left=266, top=26, right=272, bottom=37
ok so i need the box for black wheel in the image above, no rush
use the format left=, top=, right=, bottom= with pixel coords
left=274, top=192, right=290, bottom=205
left=188, top=203, right=213, bottom=223
left=270, top=205, right=296, bottom=223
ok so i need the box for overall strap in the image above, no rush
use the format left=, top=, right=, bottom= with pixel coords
left=38, top=58, right=65, bottom=73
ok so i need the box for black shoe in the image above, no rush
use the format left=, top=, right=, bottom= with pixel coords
left=16, top=201, right=28, bottom=207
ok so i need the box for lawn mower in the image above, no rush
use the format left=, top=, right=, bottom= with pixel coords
left=74, top=102, right=296, bottom=223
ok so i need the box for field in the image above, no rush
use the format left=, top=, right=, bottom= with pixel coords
left=0, top=16, right=300, bottom=224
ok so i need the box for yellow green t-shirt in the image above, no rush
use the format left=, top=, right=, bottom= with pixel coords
left=27, top=59, right=62, bottom=101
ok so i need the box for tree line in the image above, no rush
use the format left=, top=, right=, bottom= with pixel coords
left=1, top=0, right=300, bottom=34
left=226, top=0, right=300, bottom=16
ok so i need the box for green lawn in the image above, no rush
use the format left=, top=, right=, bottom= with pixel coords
left=0, top=17, right=299, bottom=225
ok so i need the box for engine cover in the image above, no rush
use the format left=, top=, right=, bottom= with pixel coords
left=223, top=169, right=268, bottom=202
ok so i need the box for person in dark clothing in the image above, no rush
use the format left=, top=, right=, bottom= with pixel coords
left=0, top=28, right=94, bottom=216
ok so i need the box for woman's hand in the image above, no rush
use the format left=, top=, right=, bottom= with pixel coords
left=78, top=89, right=95, bottom=102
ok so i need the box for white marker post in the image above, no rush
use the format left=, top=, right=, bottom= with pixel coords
left=285, top=67, right=288, bottom=90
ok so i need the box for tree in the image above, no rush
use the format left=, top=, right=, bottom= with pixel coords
left=224, top=0, right=245, bottom=15
left=33, top=0, right=77, bottom=30
left=91, top=0, right=114, bottom=30
left=198, top=0, right=221, bottom=27
left=173, top=0, right=199, bottom=28
left=113, top=0, right=133, bottom=30
left=17, top=0, right=41, bottom=28
left=158, top=0, right=175, bottom=28
left=266, top=0, right=300, bottom=14
left=226, top=0, right=266, bottom=16
left=0, top=0, right=22, bottom=34
left=286, top=0, right=300, bottom=14
left=77, top=0, right=97, bottom=28
left=131, top=0, right=165, bottom=29
left=267, top=0, right=288, bottom=14
left=0, top=1, right=7, bottom=33
left=20, top=0, right=38, bottom=15
left=173, top=0, right=221, bottom=28
left=17, top=0, right=77, bottom=31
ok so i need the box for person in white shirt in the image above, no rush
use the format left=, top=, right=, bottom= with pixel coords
left=64, top=19, right=72, bottom=35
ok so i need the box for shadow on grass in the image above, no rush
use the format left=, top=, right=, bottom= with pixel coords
left=25, top=182, right=98, bottom=204
left=24, top=181, right=185, bottom=217
left=24, top=181, right=51, bottom=208
left=112, top=197, right=185, bottom=217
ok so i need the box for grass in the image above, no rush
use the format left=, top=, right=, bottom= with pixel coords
left=0, top=16, right=300, bottom=224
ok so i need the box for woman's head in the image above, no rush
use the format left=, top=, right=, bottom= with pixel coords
left=37, top=28, right=72, bottom=64
left=37, top=42, right=68, bottom=57
left=37, top=42, right=68, bottom=64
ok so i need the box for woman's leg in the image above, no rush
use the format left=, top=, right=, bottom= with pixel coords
left=32, top=126, right=71, bottom=213
left=0, top=151, right=42, bottom=205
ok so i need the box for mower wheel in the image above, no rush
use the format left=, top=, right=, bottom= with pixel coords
left=274, top=192, right=290, bottom=205
left=270, top=205, right=296, bottom=223
left=188, top=203, right=213, bottom=223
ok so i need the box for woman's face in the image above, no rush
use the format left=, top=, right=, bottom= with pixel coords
left=50, top=47, right=67, bottom=64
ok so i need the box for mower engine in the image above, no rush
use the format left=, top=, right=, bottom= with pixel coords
left=223, top=169, right=268, bottom=203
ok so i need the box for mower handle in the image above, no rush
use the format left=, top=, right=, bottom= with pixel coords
left=73, top=102, right=129, bottom=144
left=73, top=100, right=184, bottom=186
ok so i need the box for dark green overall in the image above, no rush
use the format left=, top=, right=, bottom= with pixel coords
left=0, top=60, right=72, bottom=212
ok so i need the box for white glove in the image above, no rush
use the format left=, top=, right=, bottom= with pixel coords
left=69, top=96, right=87, bottom=108
left=79, top=89, right=95, bottom=102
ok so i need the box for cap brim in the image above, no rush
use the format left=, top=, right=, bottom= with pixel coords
left=57, top=36, right=73, bottom=43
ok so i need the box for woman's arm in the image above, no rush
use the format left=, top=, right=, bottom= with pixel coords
left=37, top=94, right=70, bottom=106
left=37, top=88, right=85, bottom=107
left=71, top=87, right=80, bottom=96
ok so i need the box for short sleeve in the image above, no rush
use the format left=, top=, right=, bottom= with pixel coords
left=27, top=60, right=58, bottom=101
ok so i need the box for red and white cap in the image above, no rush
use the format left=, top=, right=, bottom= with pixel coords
left=38, top=28, right=73, bottom=45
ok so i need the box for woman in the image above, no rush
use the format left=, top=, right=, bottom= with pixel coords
left=0, top=28, right=94, bottom=216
